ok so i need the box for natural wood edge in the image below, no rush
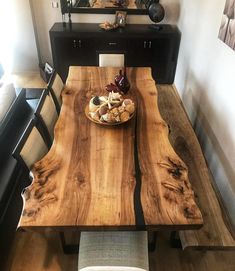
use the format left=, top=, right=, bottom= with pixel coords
left=137, top=80, right=203, bottom=228
left=17, top=184, right=32, bottom=231
left=17, top=225, right=148, bottom=232
left=170, top=84, right=235, bottom=240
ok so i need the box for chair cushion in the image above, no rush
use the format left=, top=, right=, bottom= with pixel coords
left=0, top=89, right=33, bottom=221
left=78, top=232, right=149, bottom=271
left=20, top=126, right=48, bottom=169
left=52, top=74, right=63, bottom=106
left=0, top=83, right=16, bottom=123
left=99, top=54, right=125, bottom=67
left=40, top=94, right=58, bottom=138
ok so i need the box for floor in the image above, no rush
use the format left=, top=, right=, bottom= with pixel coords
left=2, top=72, right=235, bottom=271
left=5, top=231, right=235, bottom=271
left=12, top=72, right=47, bottom=89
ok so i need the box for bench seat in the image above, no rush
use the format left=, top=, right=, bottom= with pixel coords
left=157, top=85, right=235, bottom=250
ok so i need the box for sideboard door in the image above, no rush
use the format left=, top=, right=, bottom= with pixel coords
left=52, top=37, right=96, bottom=81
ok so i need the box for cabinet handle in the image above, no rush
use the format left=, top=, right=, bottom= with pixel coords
left=149, top=41, right=152, bottom=49
left=73, top=39, right=77, bottom=48
left=108, top=42, right=117, bottom=46
left=144, top=41, right=147, bottom=48
left=78, top=40, right=82, bottom=48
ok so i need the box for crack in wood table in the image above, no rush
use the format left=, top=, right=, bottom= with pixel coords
left=18, top=67, right=203, bottom=232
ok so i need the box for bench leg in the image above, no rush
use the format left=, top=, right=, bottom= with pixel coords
left=170, top=231, right=182, bottom=249
left=59, top=232, right=79, bottom=254
left=148, top=231, right=157, bottom=252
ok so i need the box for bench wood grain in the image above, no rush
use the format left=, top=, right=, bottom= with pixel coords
left=157, top=84, right=235, bottom=250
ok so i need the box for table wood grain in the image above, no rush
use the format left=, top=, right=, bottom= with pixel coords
left=18, top=67, right=203, bottom=231
left=135, top=79, right=203, bottom=229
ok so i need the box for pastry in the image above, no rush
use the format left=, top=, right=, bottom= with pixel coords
left=122, top=99, right=133, bottom=106
left=101, top=112, right=115, bottom=123
left=110, top=107, right=119, bottom=117
left=125, top=104, right=135, bottom=114
left=120, top=111, right=130, bottom=122
left=118, top=105, right=125, bottom=113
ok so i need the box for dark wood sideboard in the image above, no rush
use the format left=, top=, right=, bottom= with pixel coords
left=49, top=23, right=181, bottom=84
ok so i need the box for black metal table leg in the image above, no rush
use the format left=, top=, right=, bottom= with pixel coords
left=59, top=232, right=79, bottom=254
left=148, top=231, right=157, bottom=252
left=170, top=231, right=182, bottom=248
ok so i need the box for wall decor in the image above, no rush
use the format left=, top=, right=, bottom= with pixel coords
left=218, top=0, right=235, bottom=50
left=60, top=0, right=148, bottom=14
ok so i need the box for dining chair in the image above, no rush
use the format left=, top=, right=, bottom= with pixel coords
left=12, top=119, right=49, bottom=172
left=98, top=53, right=125, bottom=67
left=34, top=89, right=58, bottom=147
left=78, top=231, right=149, bottom=271
left=47, top=71, right=64, bottom=113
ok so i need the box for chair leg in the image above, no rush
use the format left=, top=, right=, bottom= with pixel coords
left=59, top=232, right=79, bottom=254
left=148, top=231, right=157, bottom=252
left=170, top=231, right=182, bottom=248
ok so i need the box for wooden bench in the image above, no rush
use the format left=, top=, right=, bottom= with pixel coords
left=157, top=85, right=235, bottom=250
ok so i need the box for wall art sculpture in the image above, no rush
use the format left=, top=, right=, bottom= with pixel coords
left=219, top=0, right=235, bottom=50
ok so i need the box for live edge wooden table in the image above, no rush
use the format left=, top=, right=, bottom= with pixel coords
left=18, top=67, right=203, bottom=236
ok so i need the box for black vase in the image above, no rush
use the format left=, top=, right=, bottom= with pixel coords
left=148, top=1, right=165, bottom=31
left=149, top=3, right=165, bottom=22
left=115, top=68, right=130, bottom=94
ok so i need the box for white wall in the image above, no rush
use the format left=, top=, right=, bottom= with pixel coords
left=31, top=0, right=180, bottom=64
left=0, top=0, right=38, bottom=73
left=175, top=0, right=235, bottom=229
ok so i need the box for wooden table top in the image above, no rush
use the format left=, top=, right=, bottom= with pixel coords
left=18, top=67, right=203, bottom=231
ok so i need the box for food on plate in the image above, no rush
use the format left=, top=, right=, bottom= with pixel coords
left=89, top=95, right=107, bottom=112
left=87, top=91, right=135, bottom=124
left=120, top=111, right=130, bottom=122
left=125, top=103, right=135, bottom=114
left=122, top=99, right=132, bottom=106
left=99, top=105, right=108, bottom=116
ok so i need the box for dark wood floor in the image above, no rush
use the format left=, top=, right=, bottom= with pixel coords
left=3, top=231, right=235, bottom=271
